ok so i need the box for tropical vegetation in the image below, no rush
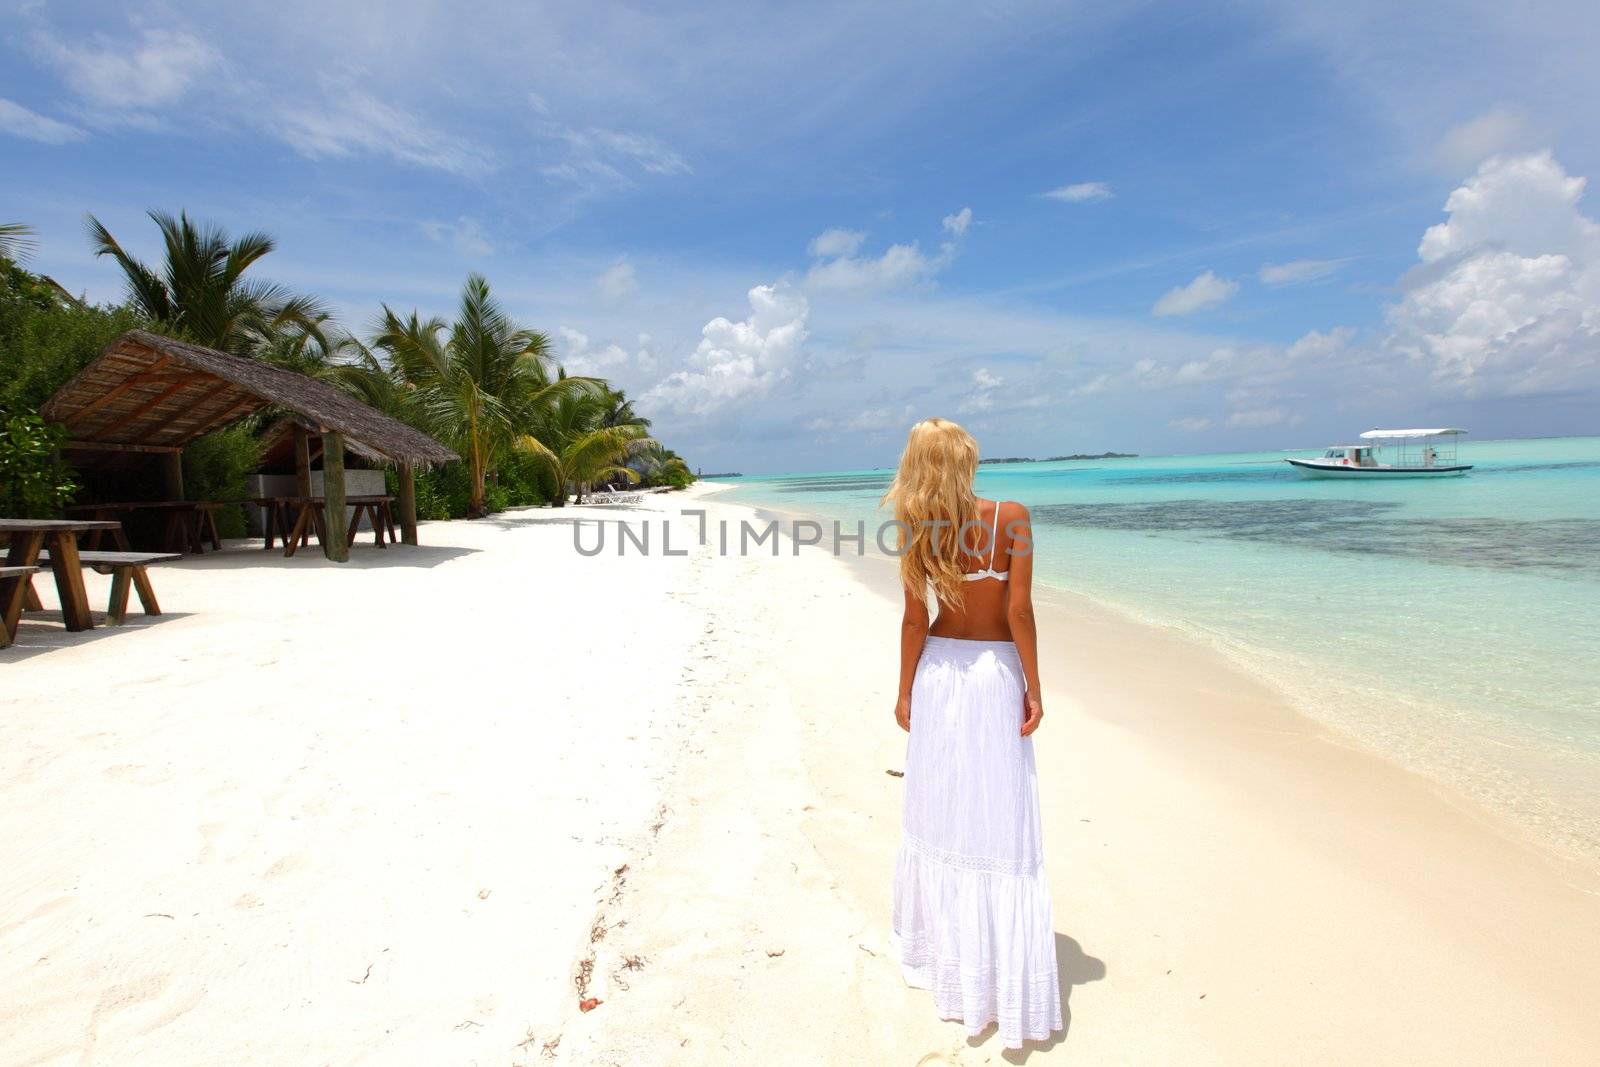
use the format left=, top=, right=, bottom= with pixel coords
left=371, top=274, right=601, bottom=517
left=0, top=214, right=693, bottom=521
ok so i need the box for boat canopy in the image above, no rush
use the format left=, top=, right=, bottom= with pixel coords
left=1360, top=427, right=1466, bottom=439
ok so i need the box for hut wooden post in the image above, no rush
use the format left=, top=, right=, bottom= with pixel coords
left=161, top=451, right=185, bottom=501
left=397, top=463, right=419, bottom=546
left=293, top=425, right=313, bottom=498
left=322, top=432, right=349, bottom=563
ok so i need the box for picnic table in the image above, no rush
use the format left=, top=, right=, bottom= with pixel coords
left=252, top=495, right=398, bottom=558
left=66, top=500, right=228, bottom=554
left=0, top=517, right=122, bottom=643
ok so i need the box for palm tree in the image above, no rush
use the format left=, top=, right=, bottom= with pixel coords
left=373, top=274, right=598, bottom=516
left=0, top=223, right=37, bottom=264
left=521, top=395, right=652, bottom=508
left=320, top=341, right=423, bottom=427
left=596, top=385, right=651, bottom=430
left=86, top=210, right=327, bottom=356
left=257, top=313, right=354, bottom=378
left=631, top=441, right=693, bottom=487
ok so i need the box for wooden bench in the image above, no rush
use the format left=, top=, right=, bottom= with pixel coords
left=0, top=565, right=41, bottom=647
left=37, top=550, right=179, bottom=626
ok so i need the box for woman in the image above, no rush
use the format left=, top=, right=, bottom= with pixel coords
left=884, top=417, right=1061, bottom=1048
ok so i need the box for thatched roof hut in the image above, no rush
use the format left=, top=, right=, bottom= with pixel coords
left=42, top=329, right=457, bottom=468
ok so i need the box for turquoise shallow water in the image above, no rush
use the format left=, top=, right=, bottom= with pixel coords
left=715, top=437, right=1600, bottom=869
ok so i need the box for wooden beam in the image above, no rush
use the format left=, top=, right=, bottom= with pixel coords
left=322, top=432, right=349, bottom=563
left=204, top=395, right=266, bottom=430
left=178, top=381, right=247, bottom=431
left=65, top=441, right=183, bottom=454
left=161, top=451, right=184, bottom=502
left=94, top=377, right=205, bottom=439
left=293, top=425, right=313, bottom=499
left=397, top=463, right=419, bottom=546
left=60, top=356, right=173, bottom=425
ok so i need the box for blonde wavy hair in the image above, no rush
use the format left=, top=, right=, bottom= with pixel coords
left=881, top=417, right=982, bottom=608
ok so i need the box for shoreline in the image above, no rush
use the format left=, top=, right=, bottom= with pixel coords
left=702, top=473, right=1600, bottom=898
left=707, top=482, right=1600, bottom=879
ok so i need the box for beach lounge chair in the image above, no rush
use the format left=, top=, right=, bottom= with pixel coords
left=589, top=487, right=642, bottom=505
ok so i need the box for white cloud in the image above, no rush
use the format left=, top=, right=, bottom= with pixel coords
left=559, top=325, right=652, bottom=377
left=1042, top=181, right=1113, bottom=203
left=808, top=228, right=866, bottom=258
left=1387, top=151, right=1600, bottom=395
left=595, top=260, right=638, bottom=300
left=536, top=103, right=689, bottom=186
left=1416, top=151, right=1594, bottom=262
left=37, top=28, right=221, bottom=113
left=806, top=243, right=947, bottom=290
left=1259, top=258, right=1349, bottom=286
left=1168, top=416, right=1214, bottom=432
left=420, top=216, right=494, bottom=258
left=277, top=87, right=493, bottom=175
left=805, top=211, right=970, bottom=291
left=1152, top=270, right=1238, bottom=316
left=26, top=16, right=492, bottom=175
left=1225, top=406, right=1296, bottom=429
left=0, top=98, right=85, bottom=143
left=1286, top=326, right=1355, bottom=361
left=0, top=97, right=84, bottom=143
left=643, top=283, right=810, bottom=416
left=960, top=366, right=1004, bottom=412
left=809, top=403, right=916, bottom=435
left=1436, top=105, right=1539, bottom=171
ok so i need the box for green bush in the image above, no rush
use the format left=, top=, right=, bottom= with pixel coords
left=397, top=454, right=554, bottom=519
left=0, top=411, right=76, bottom=518
left=495, top=451, right=555, bottom=509
left=182, top=425, right=261, bottom=537
left=0, top=261, right=141, bottom=413
left=656, top=465, right=695, bottom=490
left=411, top=462, right=473, bottom=520
left=484, top=481, right=511, bottom=513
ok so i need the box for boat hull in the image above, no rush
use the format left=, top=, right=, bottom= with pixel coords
left=1285, top=459, right=1472, bottom=479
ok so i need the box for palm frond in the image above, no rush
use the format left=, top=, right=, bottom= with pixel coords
left=0, top=222, right=38, bottom=263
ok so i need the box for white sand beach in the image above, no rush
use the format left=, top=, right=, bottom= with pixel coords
left=4, top=484, right=1600, bottom=1065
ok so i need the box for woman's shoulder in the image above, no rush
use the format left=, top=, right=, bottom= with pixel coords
left=984, top=498, right=1031, bottom=522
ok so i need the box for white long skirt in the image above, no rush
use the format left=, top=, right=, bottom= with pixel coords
left=892, top=636, right=1062, bottom=1048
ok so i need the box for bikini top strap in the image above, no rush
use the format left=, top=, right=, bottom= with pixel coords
left=989, top=502, right=1001, bottom=570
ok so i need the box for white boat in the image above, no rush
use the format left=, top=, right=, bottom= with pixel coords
left=1286, top=428, right=1473, bottom=478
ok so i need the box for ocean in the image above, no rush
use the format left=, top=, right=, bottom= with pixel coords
left=713, top=436, right=1600, bottom=871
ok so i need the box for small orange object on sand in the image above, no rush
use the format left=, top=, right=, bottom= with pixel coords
left=578, top=997, right=602, bottom=1013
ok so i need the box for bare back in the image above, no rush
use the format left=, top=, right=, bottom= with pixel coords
left=928, top=498, right=1025, bottom=641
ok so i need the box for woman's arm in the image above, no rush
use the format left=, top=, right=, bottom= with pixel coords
left=1003, top=502, right=1045, bottom=737
left=894, top=584, right=931, bottom=731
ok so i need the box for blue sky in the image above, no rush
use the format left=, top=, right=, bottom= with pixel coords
left=4, top=1, right=1599, bottom=473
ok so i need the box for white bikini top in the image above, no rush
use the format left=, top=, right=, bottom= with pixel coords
left=963, top=505, right=1009, bottom=583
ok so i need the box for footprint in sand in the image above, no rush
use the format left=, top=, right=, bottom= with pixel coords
left=262, top=853, right=303, bottom=879
left=0, top=894, right=72, bottom=939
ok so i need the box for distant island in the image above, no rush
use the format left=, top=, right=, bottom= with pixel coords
left=978, top=452, right=1137, bottom=465
left=696, top=471, right=743, bottom=478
